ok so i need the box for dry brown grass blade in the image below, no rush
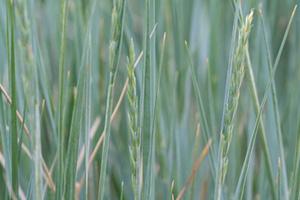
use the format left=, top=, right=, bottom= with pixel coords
left=42, top=151, right=58, bottom=198
left=0, top=83, right=30, bottom=140
left=176, top=139, right=212, bottom=200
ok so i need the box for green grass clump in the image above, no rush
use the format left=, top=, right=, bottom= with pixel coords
left=1, top=0, right=300, bottom=199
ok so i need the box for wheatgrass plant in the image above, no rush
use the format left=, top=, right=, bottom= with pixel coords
left=215, top=10, right=254, bottom=200
left=15, top=0, right=44, bottom=199
left=98, top=0, right=126, bottom=199
left=1, top=0, right=300, bottom=199
left=234, top=6, right=297, bottom=200
left=126, top=39, right=140, bottom=200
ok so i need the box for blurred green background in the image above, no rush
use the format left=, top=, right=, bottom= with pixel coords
left=0, top=0, right=300, bottom=199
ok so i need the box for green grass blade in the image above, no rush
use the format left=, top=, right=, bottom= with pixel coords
left=63, top=58, right=87, bottom=200
left=206, top=60, right=218, bottom=146
left=245, top=50, right=277, bottom=199
left=148, top=32, right=166, bottom=198
left=56, top=0, right=69, bottom=198
left=9, top=1, right=18, bottom=198
left=259, top=9, right=289, bottom=199
left=120, top=182, right=124, bottom=200
left=0, top=92, right=12, bottom=193
left=169, top=180, right=174, bottom=200
left=291, top=148, right=300, bottom=200
left=36, top=42, right=56, bottom=141
left=85, top=31, right=92, bottom=200
left=63, top=1, right=97, bottom=197
left=141, top=0, right=153, bottom=198
left=185, top=42, right=216, bottom=176
left=234, top=6, right=297, bottom=200
left=278, top=158, right=281, bottom=200
left=26, top=173, right=33, bottom=199
left=29, top=0, right=45, bottom=197
left=98, top=0, right=127, bottom=199
left=291, top=108, right=300, bottom=199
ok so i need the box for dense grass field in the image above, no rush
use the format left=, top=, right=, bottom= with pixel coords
left=0, top=0, right=300, bottom=199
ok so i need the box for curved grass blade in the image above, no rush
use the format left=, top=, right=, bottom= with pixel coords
left=234, top=6, right=297, bottom=200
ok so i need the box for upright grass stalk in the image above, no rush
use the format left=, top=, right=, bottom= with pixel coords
left=169, top=180, right=174, bottom=200
left=120, top=182, right=124, bottom=200
left=206, top=60, right=218, bottom=145
left=1, top=2, right=12, bottom=186
left=127, top=39, right=140, bottom=200
left=185, top=42, right=216, bottom=178
left=232, top=2, right=278, bottom=197
left=63, top=54, right=87, bottom=200
left=24, top=0, right=45, bottom=198
left=244, top=50, right=277, bottom=199
left=215, top=10, right=253, bottom=200
left=63, top=0, right=96, bottom=198
left=9, top=0, right=19, bottom=198
left=278, top=158, right=281, bottom=200
left=213, top=1, right=241, bottom=198
left=85, top=32, right=92, bottom=200
left=141, top=0, right=153, bottom=198
left=56, top=0, right=69, bottom=198
left=234, top=6, right=297, bottom=200
left=0, top=91, right=12, bottom=195
left=98, top=0, right=126, bottom=199
left=259, top=9, right=289, bottom=199
left=148, top=32, right=166, bottom=198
